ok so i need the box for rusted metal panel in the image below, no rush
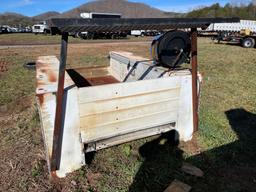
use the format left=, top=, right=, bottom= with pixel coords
left=86, top=76, right=120, bottom=86
left=36, top=55, right=84, bottom=178
left=36, top=93, right=56, bottom=174
left=36, top=56, right=74, bottom=95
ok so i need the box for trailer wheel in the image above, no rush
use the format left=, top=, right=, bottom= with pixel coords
left=24, top=62, right=36, bottom=70
left=242, top=38, right=255, bottom=48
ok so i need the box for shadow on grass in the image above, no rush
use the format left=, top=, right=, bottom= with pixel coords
left=129, top=108, right=256, bottom=192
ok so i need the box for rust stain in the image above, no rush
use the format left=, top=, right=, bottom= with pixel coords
left=36, top=62, right=58, bottom=86
left=86, top=76, right=119, bottom=86
left=0, top=60, right=8, bottom=73
left=50, top=171, right=59, bottom=179
left=48, top=71, right=57, bottom=82
left=40, top=69, right=46, bottom=73
left=37, top=94, right=44, bottom=106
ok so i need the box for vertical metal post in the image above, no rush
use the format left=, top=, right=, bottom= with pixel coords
left=51, top=32, right=69, bottom=172
left=191, top=28, right=198, bottom=132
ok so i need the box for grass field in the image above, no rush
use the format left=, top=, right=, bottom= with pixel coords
left=0, top=33, right=150, bottom=45
left=0, top=36, right=256, bottom=192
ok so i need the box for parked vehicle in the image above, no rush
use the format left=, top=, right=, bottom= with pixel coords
left=1, top=25, right=14, bottom=33
left=130, top=30, right=162, bottom=37
left=32, top=21, right=59, bottom=35
left=214, top=29, right=256, bottom=48
left=0, top=26, right=8, bottom=34
left=74, top=12, right=128, bottom=39
left=203, top=20, right=256, bottom=48
left=130, top=30, right=145, bottom=37
left=145, top=30, right=162, bottom=36
left=206, top=20, right=256, bottom=33
left=32, top=21, right=50, bottom=34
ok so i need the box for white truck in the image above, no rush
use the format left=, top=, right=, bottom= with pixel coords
left=32, top=21, right=50, bottom=34
left=32, top=21, right=60, bottom=35
left=130, top=30, right=145, bottom=37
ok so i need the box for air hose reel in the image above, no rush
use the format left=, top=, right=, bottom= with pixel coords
left=151, top=30, right=191, bottom=68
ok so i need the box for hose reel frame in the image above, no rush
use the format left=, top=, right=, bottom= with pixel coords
left=151, top=30, right=191, bottom=68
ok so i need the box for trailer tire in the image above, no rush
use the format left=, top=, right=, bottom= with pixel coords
left=24, top=62, right=36, bottom=70
left=242, top=38, right=255, bottom=48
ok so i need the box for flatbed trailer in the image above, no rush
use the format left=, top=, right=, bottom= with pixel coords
left=214, top=31, right=256, bottom=48
left=200, top=19, right=256, bottom=48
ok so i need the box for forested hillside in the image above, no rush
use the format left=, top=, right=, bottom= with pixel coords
left=187, top=2, right=256, bottom=19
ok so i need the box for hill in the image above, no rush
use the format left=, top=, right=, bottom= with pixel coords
left=0, top=11, right=60, bottom=26
left=0, top=0, right=182, bottom=26
left=32, top=11, right=61, bottom=21
left=60, top=0, right=182, bottom=18
left=0, top=12, right=32, bottom=26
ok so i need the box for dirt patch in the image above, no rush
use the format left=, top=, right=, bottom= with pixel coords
left=0, top=59, right=8, bottom=72
left=179, top=135, right=202, bottom=156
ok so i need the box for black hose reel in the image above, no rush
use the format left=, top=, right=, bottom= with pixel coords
left=151, top=30, right=191, bottom=68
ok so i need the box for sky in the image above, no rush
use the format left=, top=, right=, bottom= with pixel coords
left=0, top=0, right=250, bottom=17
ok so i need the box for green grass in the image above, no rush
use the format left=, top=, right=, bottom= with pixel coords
left=0, top=33, right=84, bottom=45
left=0, top=38, right=256, bottom=192
left=0, top=33, right=151, bottom=45
left=0, top=56, right=35, bottom=105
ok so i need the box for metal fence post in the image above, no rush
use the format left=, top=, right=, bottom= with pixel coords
left=191, top=28, right=198, bottom=132
left=51, top=32, right=69, bottom=172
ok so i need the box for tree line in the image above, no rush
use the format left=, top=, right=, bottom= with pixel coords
left=186, top=2, right=256, bottom=20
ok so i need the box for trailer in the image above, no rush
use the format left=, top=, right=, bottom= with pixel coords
left=206, top=20, right=256, bottom=33
left=38, top=17, right=239, bottom=177
left=214, top=30, right=256, bottom=48
left=74, top=12, right=128, bottom=39
left=203, top=20, right=256, bottom=48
